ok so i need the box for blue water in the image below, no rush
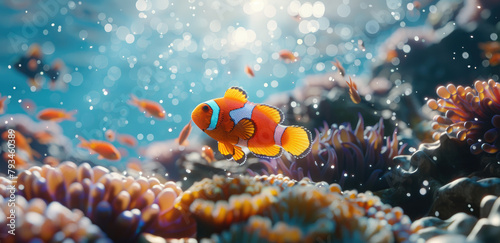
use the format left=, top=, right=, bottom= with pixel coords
left=0, top=0, right=431, bottom=164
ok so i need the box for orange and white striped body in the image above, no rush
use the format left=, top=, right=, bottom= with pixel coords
left=191, top=87, right=311, bottom=164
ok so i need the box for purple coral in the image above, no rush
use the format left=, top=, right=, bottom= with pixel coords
left=249, top=114, right=406, bottom=191
left=15, top=161, right=196, bottom=242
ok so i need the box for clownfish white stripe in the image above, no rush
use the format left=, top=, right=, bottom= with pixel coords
left=229, top=102, right=255, bottom=125
left=206, top=100, right=220, bottom=130
left=274, top=125, right=287, bottom=146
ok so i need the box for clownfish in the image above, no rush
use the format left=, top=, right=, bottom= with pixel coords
left=191, top=87, right=312, bottom=164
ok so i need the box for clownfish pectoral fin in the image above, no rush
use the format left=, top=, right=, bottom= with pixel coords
left=218, top=142, right=234, bottom=160
left=232, top=145, right=246, bottom=164
left=281, top=126, right=312, bottom=158
left=218, top=142, right=246, bottom=164
left=230, top=119, right=255, bottom=140
left=248, top=145, right=283, bottom=159
left=255, top=104, right=284, bottom=124
left=224, top=87, right=248, bottom=103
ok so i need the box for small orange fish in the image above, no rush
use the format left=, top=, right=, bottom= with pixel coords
left=37, top=108, right=76, bottom=122
left=358, top=39, right=365, bottom=51
left=279, top=50, right=299, bottom=63
left=191, top=87, right=312, bottom=164
left=78, top=137, right=121, bottom=160
left=331, top=58, right=345, bottom=77
left=346, top=77, right=361, bottom=104
left=21, top=99, right=36, bottom=115
left=2, top=130, right=40, bottom=161
left=176, top=120, right=192, bottom=146
left=244, top=65, right=255, bottom=78
left=117, top=134, right=138, bottom=147
left=386, top=49, right=398, bottom=62
left=489, top=53, right=500, bottom=66
left=3, top=153, right=28, bottom=169
left=413, top=1, right=421, bottom=9
left=43, top=156, right=60, bottom=167
left=105, top=130, right=116, bottom=142
left=128, top=94, right=166, bottom=119
left=0, top=94, right=7, bottom=115
left=479, top=41, right=500, bottom=54
left=201, top=145, right=215, bottom=163
left=33, top=131, right=54, bottom=144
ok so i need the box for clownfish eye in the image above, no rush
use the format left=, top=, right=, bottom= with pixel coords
left=202, top=105, right=209, bottom=112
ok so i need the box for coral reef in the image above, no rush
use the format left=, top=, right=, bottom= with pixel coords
left=175, top=174, right=413, bottom=242
left=208, top=179, right=413, bottom=243
left=15, top=161, right=196, bottom=242
left=248, top=114, right=406, bottom=192
left=0, top=195, right=111, bottom=243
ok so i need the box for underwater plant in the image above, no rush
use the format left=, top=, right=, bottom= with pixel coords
left=248, top=114, right=406, bottom=191
left=15, top=161, right=196, bottom=242
left=0, top=195, right=111, bottom=243
left=427, top=79, right=500, bottom=157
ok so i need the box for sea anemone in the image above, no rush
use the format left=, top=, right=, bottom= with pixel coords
left=0, top=195, right=111, bottom=243
left=249, top=114, right=406, bottom=191
left=427, top=79, right=500, bottom=157
left=175, top=175, right=278, bottom=237
left=211, top=183, right=413, bottom=243
left=15, top=161, right=196, bottom=242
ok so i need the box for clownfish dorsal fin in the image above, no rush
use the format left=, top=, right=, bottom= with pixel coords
left=224, top=87, right=248, bottom=103
left=230, top=118, right=255, bottom=140
left=255, top=104, right=284, bottom=124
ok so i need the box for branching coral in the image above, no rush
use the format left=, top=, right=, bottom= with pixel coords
left=249, top=114, right=406, bottom=191
left=427, top=79, right=500, bottom=157
left=0, top=195, right=111, bottom=243
left=15, top=161, right=196, bottom=242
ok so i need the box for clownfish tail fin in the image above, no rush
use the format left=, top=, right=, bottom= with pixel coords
left=281, top=126, right=312, bottom=158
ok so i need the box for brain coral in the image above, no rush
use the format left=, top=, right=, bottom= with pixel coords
left=15, top=161, right=196, bottom=242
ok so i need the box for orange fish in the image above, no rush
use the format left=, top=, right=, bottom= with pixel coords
left=176, top=120, right=192, bottom=146
left=33, top=131, right=54, bottom=144
left=489, top=53, right=500, bottom=66
left=117, top=134, right=138, bottom=147
left=331, top=58, right=345, bottom=77
left=413, top=1, right=421, bottom=9
left=37, top=108, right=76, bottom=122
left=279, top=50, right=299, bottom=63
left=244, top=65, right=255, bottom=78
left=386, top=49, right=398, bottom=62
left=105, top=129, right=116, bottom=142
left=346, top=77, right=361, bottom=104
left=128, top=94, right=165, bottom=119
left=191, top=87, right=312, bottom=164
left=201, top=145, right=215, bottom=163
left=0, top=94, right=6, bottom=115
left=21, top=99, right=36, bottom=115
left=78, top=137, right=121, bottom=160
left=2, top=130, right=40, bottom=161
left=3, top=153, right=28, bottom=169
left=479, top=41, right=500, bottom=54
